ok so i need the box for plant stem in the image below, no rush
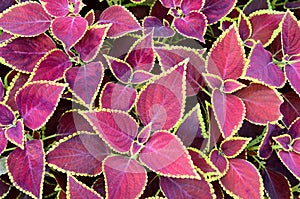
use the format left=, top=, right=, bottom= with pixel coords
left=42, top=134, right=58, bottom=141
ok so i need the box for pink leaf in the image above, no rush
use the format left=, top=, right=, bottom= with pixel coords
left=40, top=0, right=69, bottom=17
left=220, top=137, right=251, bottom=158
left=5, top=119, right=24, bottom=149
left=203, top=73, right=222, bottom=90
left=277, top=150, right=300, bottom=180
left=223, top=79, right=246, bottom=93
left=159, top=0, right=181, bottom=8
left=209, top=149, right=228, bottom=174
left=0, top=103, right=15, bottom=125
left=0, top=128, right=7, bottom=155
left=180, top=0, right=204, bottom=14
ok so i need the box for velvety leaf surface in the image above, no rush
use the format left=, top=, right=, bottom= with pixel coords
left=16, top=82, right=65, bottom=130
left=84, top=110, right=138, bottom=153
left=220, top=137, right=251, bottom=158
left=212, top=89, right=245, bottom=138
left=159, top=0, right=181, bottom=8
left=0, top=2, right=51, bottom=36
left=40, top=0, right=69, bottom=17
left=203, top=73, right=222, bottom=90
left=5, top=119, right=24, bottom=149
left=160, top=177, right=214, bottom=199
left=137, top=61, right=186, bottom=131
left=236, top=83, right=283, bottom=124
left=31, top=49, right=72, bottom=81
left=7, top=140, right=44, bottom=199
left=47, top=133, right=110, bottom=175
left=280, top=92, right=300, bottom=127
left=0, top=34, right=56, bottom=73
left=140, top=131, right=199, bottom=178
left=99, top=5, right=141, bottom=37
left=220, top=159, right=263, bottom=199
left=0, top=128, right=7, bottom=155
left=207, top=25, right=245, bottom=80
left=209, top=149, right=228, bottom=174
left=85, top=10, right=95, bottom=26
left=103, top=155, right=147, bottom=199
left=51, top=16, right=88, bottom=50
left=285, top=62, right=300, bottom=96
left=277, top=150, right=300, bottom=179
left=100, top=82, right=137, bottom=111
left=67, top=175, right=102, bottom=199
left=0, top=179, right=10, bottom=198
left=0, top=103, right=14, bottom=125
left=238, top=11, right=251, bottom=41
left=143, top=16, right=174, bottom=38
left=0, top=0, right=15, bottom=12
left=105, top=56, right=133, bottom=83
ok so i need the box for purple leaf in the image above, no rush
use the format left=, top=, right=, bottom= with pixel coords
left=238, top=11, right=251, bottom=41
left=143, top=16, right=174, bottom=38
left=99, top=5, right=141, bottom=37
left=287, top=117, right=300, bottom=139
left=0, top=32, right=13, bottom=44
left=280, top=92, right=300, bottom=127
left=16, top=81, right=66, bottom=130
left=0, top=2, right=51, bottom=36
left=85, top=10, right=95, bottom=26
left=0, top=34, right=56, bottom=73
left=5, top=119, right=24, bottom=149
left=105, top=55, right=133, bottom=84
left=83, top=110, right=138, bottom=153
left=292, top=138, right=300, bottom=154
left=0, top=103, right=15, bottom=125
left=180, top=0, right=204, bottom=14
left=65, top=62, right=104, bottom=106
left=285, top=61, right=300, bottom=96
left=277, top=150, right=300, bottom=179
left=223, top=79, right=246, bottom=93
left=0, top=179, right=10, bottom=198
left=285, top=1, right=300, bottom=9
left=0, top=0, right=15, bottom=13
left=282, top=11, right=300, bottom=56
left=131, top=70, right=153, bottom=84
left=137, top=123, right=152, bottom=144
left=174, top=12, right=207, bottom=43
left=159, top=0, right=181, bottom=8
left=273, top=134, right=292, bottom=151
left=103, top=155, right=147, bottom=199
left=100, top=82, right=137, bottom=111
left=203, top=73, right=222, bottom=90
left=209, top=149, right=228, bottom=174
left=7, top=140, right=45, bottom=199
left=220, top=137, right=251, bottom=158
left=0, top=128, right=7, bottom=155
left=51, top=16, right=88, bottom=50
left=40, top=0, right=69, bottom=17
left=243, top=0, right=270, bottom=15
left=47, top=133, right=110, bottom=176
left=0, top=79, right=3, bottom=102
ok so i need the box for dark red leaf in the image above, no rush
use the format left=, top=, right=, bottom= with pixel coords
left=202, top=0, right=236, bottom=24
left=238, top=11, right=251, bottom=41
left=105, top=55, right=133, bottom=83
left=40, top=0, right=69, bottom=17
left=243, top=0, right=269, bottom=15
left=0, top=103, right=15, bottom=125
left=0, top=179, right=10, bottom=198
left=209, top=149, right=228, bottom=174
left=143, top=16, right=174, bottom=38
left=0, top=128, right=7, bottom=155
left=85, top=10, right=95, bottom=26
left=280, top=92, right=300, bottom=127
left=285, top=62, right=300, bottom=96
left=5, top=119, right=24, bottom=149
left=220, top=137, right=251, bottom=158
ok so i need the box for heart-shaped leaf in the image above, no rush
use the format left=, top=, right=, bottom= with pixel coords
left=180, top=0, right=204, bottom=14
left=0, top=128, right=7, bottom=155
left=47, top=132, right=110, bottom=176
left=0, top=2, right=51, bottom=36
left=5, top=119, right=24, bottom=149
left=51, top=16, right=88, bottom=50
left=40, top=0, right=69, bottom=17
left=277, top=150, right=300, bottom=179
left=285, top=61, right=300, bottom=97
left=103, top=155, right=147, bottom=199
left=16, top=81, right=66, bottom=130
left=7, top=140, right=45, bottom=199
left=220, top=137, right=251, bottom=158
left=143, top=16, right=174, bottom=38
left=0, top=103, right=15, bottom=125
left=139, top=131, right=199, bottom=179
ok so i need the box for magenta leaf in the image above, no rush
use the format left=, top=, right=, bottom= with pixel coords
left=220, top=159, right=264, bottom=199
left=99, top=5, right=141, bottom=37
left=5, top=119, right=24, bottom=149
left=74, top=24, right=111, bottom=63
left=223, top=79, right=246, bottom=93
left=287, top=117, right=300, bottom=139
left=209, top=149, right=228, bottom=175
left=30, top=49, right=72, bottom=81
left=245, top=42, right=285, bottom=87
left=105, top=55, right=133, bottom=83
left=140, top=131, right=199, bottom=178
left=273, top=134, right=292, bottom=151
left=47, top=133, right=110, bottom=176
left=0, top=34, right=56, bottom=73
left=0, top=78, right=3, bottom=101
left=69, top=0, right=84, bottom=15
left=236, top=83, right=283, bottom=124
left=16, top=81, right=66, bottom=130
left=100, top=82, right=137, bottom=111
left=0, top=2, right=51, bottom=36
left=125, top=32, right=155, bottom=71
left=51, top=16, right=88, bottom=50
left=277, top=150, right=300, bottom=179
left=174, top=12, right=207, bottom=43
left=285, top=62, right=300, bottom=96
left=137, top=123, right=152, bottom=144
left=7, top=140, right=45, bottom=199
left=0, top=128, right=7, bottom=155
left=83, top=110, right=138, bottom=153
left=159, top=0, right=181, bottom=8
left=0, top=179, right=10, bottom=198
left=203, top=73, right=222, bottom=90
left=160, top=177, right=214, bottom=199
left=143, top=16, right=174, bottom=38
left=207, top=24, right=245, bottom=80
left=0, top=32, right=13, bottom=44
left=67, top=175, right=102, bottom=199
left=292, top=138, right=300, bottom=154
left=280, top=92, right=300, bottom=127
left=220, top=137, right=251, bottom=158
left=0, top=103, right=15, bottom=125
left=40, top=0, right=69, bottom=17
left=202, top=0, right=237, bottom=24
left=103, top=155, right=147, bottom=199
left=131, top=70, right=153, bottom=84
left=137, top=60, right=186, bottom=131
left=180, top=0, right=204, bottom=14
left=212, top=89, right=245, bottom=138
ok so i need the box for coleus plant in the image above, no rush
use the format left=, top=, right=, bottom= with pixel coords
left=0, top=0, right=300, bottom=199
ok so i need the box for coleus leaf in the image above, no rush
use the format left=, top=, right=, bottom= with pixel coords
left=0, top=128, right=7, bottom=155
left=0, top=2, right=51, bottom=36
left=51, top=16, right=88, bottom=50
left=137, top=59, right=187, bottom=131
left=67, top=175, right=102, bottom=199
left=139, top=131, right=199, bottom=179
left=0, top=32, right=13, bottom=45
left=212, top=89, right=245, bottom=138
left=277, top=150, right=300, bottom=179
left=220, top=137, right=251, bottom=158
left=219, top=159, right=264, bottom=199
left=238, top=10, right=252, bottom=41
left=288, top=117, right=300, bottom=139
left=206, top=24, right=245, bottom=80
left=160, top=177, right=215, bottom=199
left=30, top=49, right=72, bottom=81
left=159, top=0, right=181, bottom=8
left=100, top=82, right=137, bottom=111
left=103, top=155, right=147, bottom=199
left=105, top=55, right=133, bottom=84
left=236, top=83, right=283, bottom=124
left=69, top=0, right=84, bottom=15
left=143, top=16, right=174, bottom=38
left=280, top=92, right=300, bottom=127
left=245, top=42, right=285, bottom=87
left=180, top=0, right=204, bottom=14
left=209, top=149, right=229, bottom=175
left=99, top=5, right=141, bottom=37
left=203, top=73, right=222, bottom=90
left=47, top=132, right=110, bottom=176
left=223, top=79, right=246, bottom=93
left=243, top=0, right=270, bottom=15
left=85, top=10, right=95, bottom=26
left=201, top=0, right=237, bottom=24
left=16, top=81, right=66, bottom=130
left=40, top=0, right=69, bottom=17
left=5, top=119, right=24, bottom=149
left=0, top=179, right=10, bottom=198
left=173, top=12, right=207, bottom=43
left=7, top=140, right=45, bottom=199
left=0, top=34, right=56, bottom=73
left=0, top=0, right=15, bottom=13
left=83, top=110, right=138, bottom=153
left=74, top=24, right=111, bottom=63
left=0, top=78, right=3, bottom=101
left=273, top=134, right=292, bottom=151
left=131, top=70, right=153, bottom=84
left=285, top=61, right=300, bottom=97
left=0, top=103, right=15, bottom=125
left=292, top=138, right=300, bottom=154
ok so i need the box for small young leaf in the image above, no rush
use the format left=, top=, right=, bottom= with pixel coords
left=40, top=0, right=69, bottom=17
left=238, top=11, right=252, bottom=41
left=223, top=79, right=246, bottom=93
left=0, top=128, right=7, bottom=155
left=5, top=119, right=24, bottom=149
left=85, top=10, right=95, bottom=26
left=220, top=137, right=251, bottom=158
left=0, top=78, right=4, bottom=101
left=105, top=55, right=133, bottom=84
left=273, top=134, right=292, bottom=151
left=0, top=103, right=15, bottom=126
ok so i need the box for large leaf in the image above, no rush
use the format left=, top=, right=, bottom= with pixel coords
left=236, top=83, right=283, bottom=124
left=0, top=103, right=15, bottom=125
left=16, top=81, right=66, bottom=130
left=40, top=0, right=69, bottom=17
left=0, top=34, right=56, bottom=73
left=206, top=24, right=245, bottom=80
left=277, top=150, right=300, bottom=179
left=0, top=2, right=51, bottom=36
left=137, top=60, right=187, bottom=131
left=99, top=5, right=141, bottom=37
left=285, top=61, right=300, bottom=97
left=47, top=133, right=110, bottom=176
left=220, top=159, right=264, bottom=199
left=160, top=177, right=215, bottom=199
left=139, top=131, right=199, bottom=178
left=103, top=155, right=147, bottom=199
left=7, top=140, right=45, bottom=199
left=83, top=110, right=138, bottom=153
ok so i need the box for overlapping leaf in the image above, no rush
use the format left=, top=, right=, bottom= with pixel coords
left=220, top=137, right=251, bottom=158
left=223, top=79, right=246, bottom=93
left=143, top=16, right=174, bottom=38
left=105, top=55, right=133, bottom=84
left=40, top=0, right=69, bottom=17
left=0, top=103, right=14, bottom=125
left=0, top=179, right=10, bottom=198
left=0, top=128, right=7, bottom=155
left=209, top=149, right=228, bottom=175
left=277, top=150, right=300, bottom=179
left=5, top=119, right=24, bottom=149
left=159, top=0, right=181, bottom=8
left=285, top=61, right=300, bottom=96
left=280, top=92, right=300, bottom=127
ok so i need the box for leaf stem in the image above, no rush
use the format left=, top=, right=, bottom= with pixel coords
left=3, top=147, right=16, bottom=153
left=42, top=134, right=58, bottom=141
